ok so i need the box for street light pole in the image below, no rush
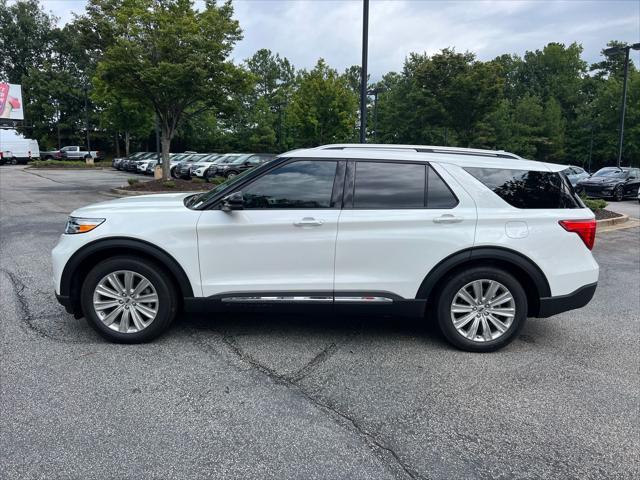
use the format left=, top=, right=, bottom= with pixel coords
left=359, top=0, right=369, bottom=143
left=616, top=47, right=630, bottom=168
left=84, top=84, right=91, bottom=152
left=367, top=87, right=383, bottom=141
left=604, top=42, right=640, bottom=167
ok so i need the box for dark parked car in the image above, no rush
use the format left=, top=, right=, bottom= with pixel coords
left=175, top=153, right=209, bottom=179
left=113, top=152, right=149, bottom=169
left=122, top=153, right=155, bottom=172
left=576, top=167, right=640, bottom=201
left=205, top=153, right=276, bottom=179
left=41, top=149, right=62, bottom=160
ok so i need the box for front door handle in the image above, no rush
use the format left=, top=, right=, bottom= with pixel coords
left=433, top=214, right=463, bottom=224
left=293, top=217, right=324, bottom=227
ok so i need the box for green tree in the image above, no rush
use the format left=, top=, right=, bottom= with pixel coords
left=0, top=0, right=57, bottom=83
left=94, top=0, right=248, bottom=179
left=286, top=59, right=358, bottom=147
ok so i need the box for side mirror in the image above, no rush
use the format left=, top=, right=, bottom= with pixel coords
left=221, top=191, right=244, bottom=212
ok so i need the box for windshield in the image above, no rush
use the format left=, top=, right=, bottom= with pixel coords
left=187, top=160, right=277, bottom=209
left=197, top=154, right=219, bottom=163
left=229, top=154, right=252, bottom=165
left=217, top=155, right=242, bottom=164
left=593, top=168, right=627, bottom=178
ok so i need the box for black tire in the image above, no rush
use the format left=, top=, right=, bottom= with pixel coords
left=10, top=157, right=17, bottom=165
left=225, top=170, right=239, bottom=179
left=435, top=266, right=528, bottom=352
left=613, top=185, right=624, bottom=201
left=44, top=155, right=53, bottom=160
left=171, top=167, right=178, bottom=178
left=80, top=256, right=178, bottom=343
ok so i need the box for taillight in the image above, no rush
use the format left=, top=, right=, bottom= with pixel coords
left=559, top=219, right=596, bottom=250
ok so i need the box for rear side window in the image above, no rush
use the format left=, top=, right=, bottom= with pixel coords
left=351, top=161, right=458, bottom=209
left=464, top=167, right=581, bottom=209
left=427, top=165, right=458, bottom=208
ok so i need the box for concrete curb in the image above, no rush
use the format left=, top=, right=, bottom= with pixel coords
left=26, top=167, right=111, bottom=170
left=596, top=213, right=628, bottom=227
left=110, top=188, right=202, bottom=197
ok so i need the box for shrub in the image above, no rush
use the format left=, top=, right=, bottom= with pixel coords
left=127, top=178, right=139, bottom=186
left=580, top=193, right=607, bottom=212
left=163, top=180, right=176, bottom=188
left=29, top=160, right=110, bottom=168
left=191, top=177, right=205, bottom=184
left=211, top=176, right=226, bottom=185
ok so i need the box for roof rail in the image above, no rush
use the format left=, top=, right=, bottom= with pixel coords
left=316, top=144, right=521, bottom=160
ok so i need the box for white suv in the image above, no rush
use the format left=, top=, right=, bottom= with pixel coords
left=52, top=144, right=598, bottom=351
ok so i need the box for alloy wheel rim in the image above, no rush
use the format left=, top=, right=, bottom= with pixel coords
left=92, top=270, right=159, bottom=333
left=450, top=279, right=515, bottom=342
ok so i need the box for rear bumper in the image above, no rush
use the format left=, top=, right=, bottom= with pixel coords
left=536, top=282, right=597, bottom=318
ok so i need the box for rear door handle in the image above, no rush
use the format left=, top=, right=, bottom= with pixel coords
left=433, top=214, right=463, bottom=224
left=293, top=217, right=324, bottom=227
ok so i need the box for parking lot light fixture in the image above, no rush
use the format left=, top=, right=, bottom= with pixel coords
left=604, top=43, right=640, bottom=167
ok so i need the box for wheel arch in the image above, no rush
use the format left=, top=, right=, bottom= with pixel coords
left=60, top=237, right=194, bottom=317
left=416, top=247, right=551, bottom=317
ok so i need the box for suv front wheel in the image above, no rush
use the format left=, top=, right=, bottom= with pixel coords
left=435, top=267, right=527, bottom=352
left=81, top=256, right=178, bottom=343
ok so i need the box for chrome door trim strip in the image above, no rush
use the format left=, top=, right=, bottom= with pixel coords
left=221, top=296, right=334, bottom=303
left=334, top=296, right=394, bottom=303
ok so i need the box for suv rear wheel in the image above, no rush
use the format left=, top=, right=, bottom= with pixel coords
left=80, top=256, right=178, bottom=343
left=435, top=267, right=527, bottom=352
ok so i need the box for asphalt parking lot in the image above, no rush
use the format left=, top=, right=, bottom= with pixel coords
left=1, top=165, right=639, bottom=479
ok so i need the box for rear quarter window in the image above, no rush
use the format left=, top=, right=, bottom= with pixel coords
left=464, top=167, right=582, bottom=209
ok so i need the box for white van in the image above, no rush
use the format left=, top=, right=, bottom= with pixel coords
left=0, top=138, right=40, bottom=163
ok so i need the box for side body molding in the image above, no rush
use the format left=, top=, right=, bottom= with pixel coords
left=415, top=246, right=551, bottom=300
left=59, top=237, right=195, bottom=298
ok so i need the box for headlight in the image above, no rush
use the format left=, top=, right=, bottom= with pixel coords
left=64, top=217, right=105, bottom=234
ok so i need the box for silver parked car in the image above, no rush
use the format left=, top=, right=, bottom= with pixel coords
left=562, top=166, right=590, bottom=187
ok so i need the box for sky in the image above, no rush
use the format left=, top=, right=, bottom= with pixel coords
left=37, top=0, right=640, bottom=77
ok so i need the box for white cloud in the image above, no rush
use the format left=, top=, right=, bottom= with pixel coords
left=37, top=0, right=640, bottom=75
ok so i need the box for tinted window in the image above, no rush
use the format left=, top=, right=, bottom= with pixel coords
left=465, top=167, right=581, bottom=209
left=243, top=160, right=337, bottom=209
left=427, top=166, right=458, bottom=208
left=353, top=162, right=425, bottom=208
left=593, top=168, right=627, bottom=178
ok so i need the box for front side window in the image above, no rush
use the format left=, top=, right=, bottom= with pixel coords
left=464, top=167, right=581, bottom=209
left=242, top=160, right=337, bottom=209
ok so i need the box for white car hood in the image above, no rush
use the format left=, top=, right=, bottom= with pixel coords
left=70, top=192, right=195, bottom=217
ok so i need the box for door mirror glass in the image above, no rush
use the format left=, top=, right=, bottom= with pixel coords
left=221, top=191, right=244, bottom=212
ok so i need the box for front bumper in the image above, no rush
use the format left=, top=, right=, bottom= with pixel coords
left=576, top=186, right=615, bottom=198
left=537, top=282, right=597, bottom=318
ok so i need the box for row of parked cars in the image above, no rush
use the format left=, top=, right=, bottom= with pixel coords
left=556, top=164, right=640, bottom=201
left=112, top=152, right=276, bottom=180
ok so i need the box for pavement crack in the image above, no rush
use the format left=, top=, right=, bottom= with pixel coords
left=0, top=268, right=68, bottom=342
left=288, top=341, right=338, bottom=383
left=20, top=168, right=66, bottom=184
left=214, top=332, right=423, bottom=480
